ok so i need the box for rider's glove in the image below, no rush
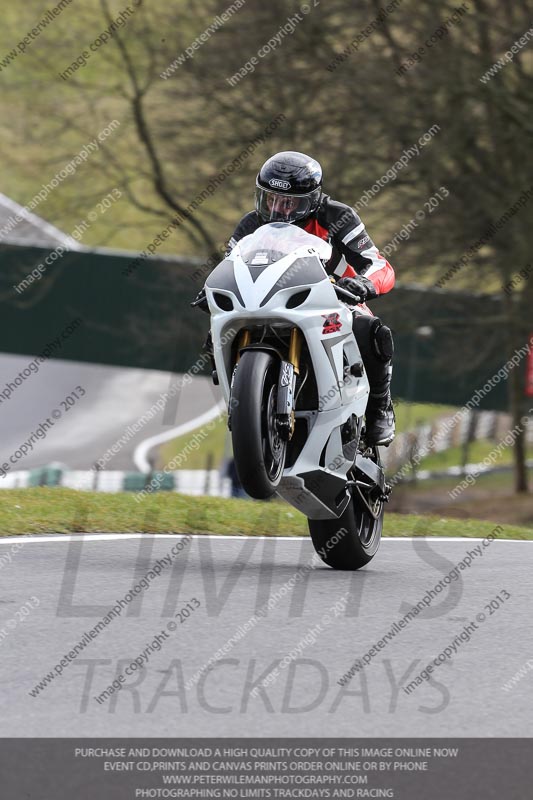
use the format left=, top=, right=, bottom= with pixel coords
left=191, top=287, right=209, bottom=313
left=336, top=274, right=377, bottom=303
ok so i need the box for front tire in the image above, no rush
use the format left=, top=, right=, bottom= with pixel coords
left=308, top=447, right=384, bottom=570
left=231, top=350, right=287, bottom=499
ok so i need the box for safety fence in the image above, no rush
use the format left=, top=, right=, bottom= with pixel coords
left=0, top=466, right=233, bottom=497
left=382, top=408, right=532, bottom=472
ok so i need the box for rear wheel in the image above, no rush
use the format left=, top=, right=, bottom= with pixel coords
left=308, top=447, right=384, bottom=570
left=231, top=350, right=287, bottom=499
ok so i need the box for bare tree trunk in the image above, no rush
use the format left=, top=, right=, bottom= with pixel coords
left=510, top=369, right=528, bottom=493
left=503, top=293, right=529, bottom=493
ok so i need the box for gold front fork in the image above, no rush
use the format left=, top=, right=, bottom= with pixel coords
left=288, top=327, right=302, bottom=373
left=236, top=328, right=251, bottom=363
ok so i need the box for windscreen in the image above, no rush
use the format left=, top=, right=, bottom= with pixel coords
left=238, top=222, right=332, bottom=265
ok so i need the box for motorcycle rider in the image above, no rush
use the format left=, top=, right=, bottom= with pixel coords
left=194, top=151, right=396, bottom=446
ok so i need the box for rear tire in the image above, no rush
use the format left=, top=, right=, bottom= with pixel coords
left=231, top=350, right=287, bottom=499
left=308, top=447, right=384, bottom=570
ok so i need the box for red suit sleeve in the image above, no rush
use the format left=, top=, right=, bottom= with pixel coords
left=341, top=250, right=395, bottom=296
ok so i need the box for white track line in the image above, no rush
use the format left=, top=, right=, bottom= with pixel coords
left=0, top=534, right=531, bottom=545
left=133, top=399, right=226, bottom=473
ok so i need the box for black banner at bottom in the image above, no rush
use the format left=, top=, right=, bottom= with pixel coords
left=1, top=738, right=531, bottom=799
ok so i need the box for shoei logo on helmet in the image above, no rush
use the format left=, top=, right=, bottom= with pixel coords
left=269, top=178, right=291, bottom=190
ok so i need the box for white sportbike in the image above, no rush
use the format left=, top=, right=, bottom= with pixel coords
left=204, top=223, right=391, bottom=569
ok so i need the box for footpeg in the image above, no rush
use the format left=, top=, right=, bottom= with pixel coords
left=380, top=483, right=392, bottom=502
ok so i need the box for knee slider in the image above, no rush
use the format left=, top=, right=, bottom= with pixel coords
left=371, top=319, right=394, bottom=362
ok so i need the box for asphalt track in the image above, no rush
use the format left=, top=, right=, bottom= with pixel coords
left=0, top=353, right=221, bottom=471
left=1, top=533, right=531, bottom=737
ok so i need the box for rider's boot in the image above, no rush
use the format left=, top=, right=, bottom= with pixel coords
left=364, top=363, right=395, bottom=447
left=353, top=315, right=396, bottom=446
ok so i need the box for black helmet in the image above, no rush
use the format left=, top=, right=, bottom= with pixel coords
left=255, top=151, right=322, bottom=224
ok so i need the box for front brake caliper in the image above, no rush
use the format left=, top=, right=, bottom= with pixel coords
left=276, top=360, right=295, bottom=441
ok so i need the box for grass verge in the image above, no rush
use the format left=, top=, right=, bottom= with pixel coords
left=418, top=438, right=533, bottom=472
left=0, top=488, right=531, bottom=538
left=158, top=415, right=228, bottom=470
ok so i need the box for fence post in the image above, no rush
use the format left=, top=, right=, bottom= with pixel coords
left=204, top=452, right=214, bottom=495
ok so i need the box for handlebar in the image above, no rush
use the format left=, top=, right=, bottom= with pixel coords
left=333, top=285, right=363, bottom=305
left=191, top=289, right=210, bottom=313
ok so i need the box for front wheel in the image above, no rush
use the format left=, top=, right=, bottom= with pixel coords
left=308, top=447, right=384, bottom=570
left=231, top=350, right=287, bottom=499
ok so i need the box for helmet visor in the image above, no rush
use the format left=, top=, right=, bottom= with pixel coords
left=255, top=185, right=321, bottom=223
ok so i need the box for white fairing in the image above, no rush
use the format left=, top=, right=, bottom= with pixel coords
left=206, top=223, right=370, bottom=519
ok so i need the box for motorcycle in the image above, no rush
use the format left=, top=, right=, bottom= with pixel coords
left=199, top=223, right=391, bottom=570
